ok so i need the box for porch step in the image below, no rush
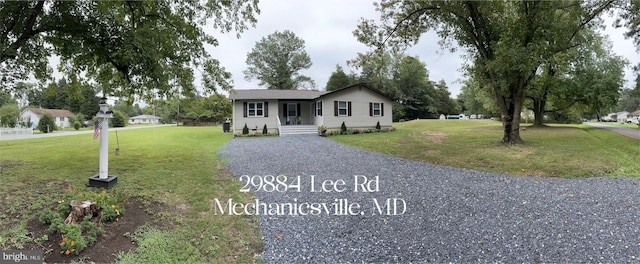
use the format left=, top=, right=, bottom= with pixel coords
left=279, top=125, right=318, bottom=136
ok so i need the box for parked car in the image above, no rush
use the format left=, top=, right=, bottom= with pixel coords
left=446, top=114, right=460, bottom=119
left=627, top=117, right=639, bottom=125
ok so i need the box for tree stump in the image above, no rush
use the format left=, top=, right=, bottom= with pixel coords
left=64, top=200, right=99, bottom=224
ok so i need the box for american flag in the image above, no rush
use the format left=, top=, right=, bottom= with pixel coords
left=93, top=120, right=102, bottom=140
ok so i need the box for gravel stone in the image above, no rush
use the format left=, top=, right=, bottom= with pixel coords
left=219, top=135, right=640, bottom=263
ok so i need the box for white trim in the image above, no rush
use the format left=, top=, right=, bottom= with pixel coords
left=372, top=102, right=381, bottom=117
left=338, top=101, right=348, bottom=116
left=316, top=100, right=323, bottom=116
left=248, top=102, right=264, bottom=117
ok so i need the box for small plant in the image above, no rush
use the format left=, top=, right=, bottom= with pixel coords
left=340, top=121, right=347, bottom=134
left=39, top=190, right=125, bottom=255
left=262, top=124, right=268, bottom=134
left=242, top=123, right=249, bottom=135
left=318, top=125, right=327, bottom=136
left=73, top=121, right=81, bottom=130
left=375, top=121, right=381, bottom=131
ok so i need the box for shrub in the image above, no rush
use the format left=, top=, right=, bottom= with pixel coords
left=318, top=125, right=327, bottom=136
left=262, top=124, right=268, bottom=134
left=340, top=121, right=347, bottom=134
left=375, top=121, right=381, bottom=130
left=37, top=113, right=57, bottom=133
left=242, top=123, right=249, bottom=135
left=112, top=111, right=128, bottom=127
left=73, top=121, right=81, bottom=130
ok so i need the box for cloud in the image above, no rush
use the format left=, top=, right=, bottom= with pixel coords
left=211, top=0, right=639, bottom=98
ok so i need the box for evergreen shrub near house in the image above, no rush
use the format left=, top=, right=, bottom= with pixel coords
left=73, top=121, right=82, bottom=130
left=340, top=121, right=347, bottom=134
left=242, top=123, right=249, bottom=135
left=375, top=121, right=381, bottom=131
left=37, top=114, right=57, bottom=133
left=262, top=124, right=268, bottom=135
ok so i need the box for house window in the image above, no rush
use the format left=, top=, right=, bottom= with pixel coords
left=248, top=102, right=264, bottom=117
left=373, top=103, right=381, bottom=116
left=287, top=103, right=297, bottom=117
left=338, top=101, right=348, bottom=116
left=316, top=101, right=322, bottom=116
left=369, top=102, right=384, bottom=117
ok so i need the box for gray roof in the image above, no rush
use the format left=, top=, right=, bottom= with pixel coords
left=228, top=89, right=329, bottom=100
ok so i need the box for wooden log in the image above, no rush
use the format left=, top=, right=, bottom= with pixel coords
left=64, top=200, right=98, bottom=224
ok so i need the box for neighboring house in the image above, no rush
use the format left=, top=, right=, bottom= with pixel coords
left=616, top=111, right=629, bottom=123
left=628, top=110, right=640, bottom=119
left=20, top=108, right=74, bottom=128
left=129, top=115, right=161, bottom=124
left=228, top=83, right=394, bottom=135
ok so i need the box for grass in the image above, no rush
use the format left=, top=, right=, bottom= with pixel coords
left=0, top=126, right=262, bottom=263
left=331, top=120, right=640, bottom=178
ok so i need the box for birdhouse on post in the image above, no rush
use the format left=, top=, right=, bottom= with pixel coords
left=88, top=97, right=118, bottom=188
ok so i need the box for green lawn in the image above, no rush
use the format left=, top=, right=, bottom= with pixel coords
left=331, top=120, right=640, bottom=178
left=0, top=126, right=262, bottom=263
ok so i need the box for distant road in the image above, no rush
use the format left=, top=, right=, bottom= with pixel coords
left=0, top=124, right=176, bottom=141
left=584, top=122, right=640, bottom=140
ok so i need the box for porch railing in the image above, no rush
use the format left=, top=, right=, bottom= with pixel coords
left=276, top=115, right=282, bottom=135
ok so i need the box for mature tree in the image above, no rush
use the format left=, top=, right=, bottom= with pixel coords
left=0, top=90, right=15, bottom=108
left=244, top=30, right=314, bottom=90
left=391, top=56, right=437, bottom=119
left=458, top=79, right=492, bottom=117
left=617, top=74, right=640, bottom=112
left=433, top=80, right=460, bottom=115
left=1, top=1, right=259, bottom=99
left=111, top=111, right=128, bottom=127
left=0, top=103, right=20, bottom=127
left=527, top=32, right=627, bottom=125
left=325, top=65, right=355, bottom=91
left=356, top=0, right=616, bottom=143
left=181, top=94, right=231, bottom=124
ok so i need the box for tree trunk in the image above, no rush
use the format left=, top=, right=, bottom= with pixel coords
left=64, top=200, right=99, bottom=224
left=497, top=83, right=525, bottom=144
left=532, top=97, right=546, bottom=127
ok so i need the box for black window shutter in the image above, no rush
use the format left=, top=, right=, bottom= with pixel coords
left=334, top=101, right=338, bottom=116
left=264, top=102, right=269, bottom=117
left=348, top=101, right=352, bottom=116
left=313, top=102, right=316, bottom=116
left=243, top=102, right=247, bottom=117
left=381, top=103, right=384, bottom=116
left=297, top=103, right=301, bottom=117
left=283, top=103, right=288, bottom=117
left=319, top=102, right=322, bottom=116
left=369, top=103, right=373, bottom=116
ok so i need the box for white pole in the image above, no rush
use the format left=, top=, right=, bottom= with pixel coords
left=99, top=115, right=109, bottom=179
left=97, top=99, right=112, bottom=180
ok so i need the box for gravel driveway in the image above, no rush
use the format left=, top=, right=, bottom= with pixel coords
left=219, top=135, right=640, bottom=263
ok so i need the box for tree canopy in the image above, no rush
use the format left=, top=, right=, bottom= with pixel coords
left=0, top=0, right=259, bottom=100
left=244, top=30, right=314, bottom=90
left=356, top=0, right=618, bottom=143
left=325, top=65, right=355, bottom=91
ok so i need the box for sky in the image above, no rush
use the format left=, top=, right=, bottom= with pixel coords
left=208, top=0, right=639, bottom=98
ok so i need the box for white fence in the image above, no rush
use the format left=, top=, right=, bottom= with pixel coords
left=0, top=127, right=33, bottom=136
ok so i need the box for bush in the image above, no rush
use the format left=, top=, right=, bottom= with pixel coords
left=262, top=124, right=268, bottom=134
left=73, top=121, right=81, bottom=130
left=340, top=121, right=347, bottom=134
left=37, top=113, right=57, bottom=133
left=112, top=111, right=128, bottom=127
left=375, top=121, right=381, bottom=130
left=242, top=123, right=249, bottom=135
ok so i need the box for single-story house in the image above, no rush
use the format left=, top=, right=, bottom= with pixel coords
left=228, top=83, right=394, bottom=135
left=616, top=111, right=629, bottom=123
left=129, top=115, right=161, bottom=124
left=628, top=110, right=640, bottom=119
left=20, top=108, right=74, bottom=128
